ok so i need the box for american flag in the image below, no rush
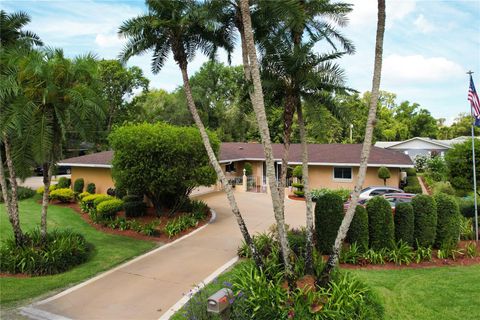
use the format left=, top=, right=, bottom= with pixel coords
left=469, top=75, right=480, bottom=126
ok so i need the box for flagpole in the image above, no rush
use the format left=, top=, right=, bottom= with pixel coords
left=467, top=70, right=479, bottom=241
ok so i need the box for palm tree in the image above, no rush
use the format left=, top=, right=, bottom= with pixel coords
left=118, top=0, right=263, bottom=269
left=0, top=10, right=43, bottom=245
left=255, top=0, right=354, bottom=274
left=12, top=48, right=106, bottom=241
left=320, top=0, right=386, bottom=285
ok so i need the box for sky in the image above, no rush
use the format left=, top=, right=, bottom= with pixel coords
left=2, top=0, right=480, bottom=125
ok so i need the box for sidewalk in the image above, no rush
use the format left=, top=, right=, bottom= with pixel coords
left=22, top=192, right=306, bottom=320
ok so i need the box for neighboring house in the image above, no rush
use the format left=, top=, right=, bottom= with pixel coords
left=60, top=142, right=413, bottom=193
left=375, top=137, right=452, bottom=160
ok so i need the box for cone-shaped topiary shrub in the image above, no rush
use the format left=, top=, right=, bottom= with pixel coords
left=412, top=195, right=437, bottom=248
left=434, top=193, right=461, bottom=248
left=394, top=202, right=414, bottom=246
left=315, top=193, right=343, bottom=254
left=346, top=205, right=369, bottom=251
left=73, top=178, right=84, bottom=193
left=367, top=196, right=394, bottom=250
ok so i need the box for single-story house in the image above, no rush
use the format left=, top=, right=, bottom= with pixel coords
left=374, top=137, right=452, bottom=160
left=59, top=142, right=413, bottom=194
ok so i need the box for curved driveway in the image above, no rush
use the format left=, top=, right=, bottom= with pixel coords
left=22, top=191, right=307, bottom=320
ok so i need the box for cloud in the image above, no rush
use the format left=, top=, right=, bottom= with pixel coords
left=413, top=14, right=435, bottom=33
left=95, top=33, right=125, bottom=48
left=348, top=0, right=416, bottom=28
left=383, top=54, right=464, bottom=84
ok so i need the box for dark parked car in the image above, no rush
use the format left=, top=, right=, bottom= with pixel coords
left=34, top=165, right=71, bottom=176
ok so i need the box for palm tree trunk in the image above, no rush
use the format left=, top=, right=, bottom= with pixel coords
left=296, top=102, right=315, bottom=274
left=40, top=162, right=53, bottom=241
left=178, top=61, right=263, bottom=270
left=2, top=137, right=25, bottom=245
left=320, top=0, right=386, bottom=286
left=279, top=93, right=296, bottom=206
left=239, top=0, right=292, bottom=275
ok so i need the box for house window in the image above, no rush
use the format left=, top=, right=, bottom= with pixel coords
left=226, top=162, right=236, bottom=173
left=333, top=167, right=352, bottom=181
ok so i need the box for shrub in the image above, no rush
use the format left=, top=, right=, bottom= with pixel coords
left=406, top=168, right=417, bottom=176
left=414, top=155, right=428, bottom=172
left=404, top=176, right=422, bottom=194
left=292, top=182, right=304, bottom=189
left=0, top=187, right=35, bottom=203
left=434, top=193, right=461, bottom=248
left=163, top=214, right=198, bottom=238
left=124, top=201, right=147, bottom=218
left=457, top=197, right=475, bottom=218
left=244, top=162, right=253, bottom=176
left=394, top=202, right=414, bottom=246
left=426, top=156, right=448, bottom=182
left=57, top=177, right=71, bottom=189
left=377, top=166, right=390, bottom=186
left=36, top=185, right=57, bottom=195
left=93, top=195, right=113, bottom=207
left=311, top=188, right=351, bottom=202
left=292, top=165, right=303, bottom=180
left=367, top=196, right=394, bottom=250
left=445, top=139, right=480, bottom=191
left=0, top=229, right=90, bottom=275
left=432, top=181, right=455, bottom=195
left=73, top=178, right=84, bottom=193
left=86, top=183, right=96, bottom=194
left=80, top=194, right=106, bottom=213
left=78, top=192, right=91, bottom=201
left=460, top=216, right=474, bottom=240
left=293, top=190, right=305, bottom=197
left=287, top=228, right=307, bottom=257
left=96, top=199, right=124, bottom=219
left=346, top=205, right=369, bottom=251
left=412, top=195, right=437, bottom=248
left=387, top=240, right=413, bottom=265
left=315, top=193, right=343, bottom=254
left=49, top=188, right=74, bottom=203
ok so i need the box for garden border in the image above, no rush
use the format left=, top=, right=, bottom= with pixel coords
left=19, top=209, right=217, bottom=320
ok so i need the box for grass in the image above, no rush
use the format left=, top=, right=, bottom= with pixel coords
left=171, top=261, right=480, bottom=320
left=0, top=198, right=157, bottom=308
left=351, top=265, right=480, bottom=320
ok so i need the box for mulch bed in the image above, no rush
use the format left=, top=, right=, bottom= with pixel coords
left=288, top=194, right=305, bottom=201
left=339, top=240, right=480, bottom=270
left=45, top=200, right=211, bottom=243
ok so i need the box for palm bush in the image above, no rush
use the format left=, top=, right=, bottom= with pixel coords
left=0, top=229, right=90, bottom=275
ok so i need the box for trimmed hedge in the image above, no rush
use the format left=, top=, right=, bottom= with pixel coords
left=93, top=195, right=114, bottom=207
left=73, top=178, right=84, bottom=193
left=49, top=188, right=74, bottom=203
left=78, top=192, right=91, bottom=200
left=346, top=205, right=369, bottom=251
left=86, top=183, right=96, bottom=194
left=394, top=202, right=414, bottom=246
left=36, top=185, right=57, bottom=195
left=434, top=193, right=461, bottom=248
left=122, top=195, right=146, bottom=218
left=0, top=187, right=35, bottom=203
left=315, top=193, right=344, bottom=254
left=412, top=195, right=437, bottom=247
left=404, top=176, right=422, bottom=194
left=57, top=177, right=71, bottom=189
left=97, top=199, right=124, bottom=219
left=80, top=194, right=106, bottom=213
left=367, top=196, right=394, bottom=250
left=406, top=168, right=417, bottom=176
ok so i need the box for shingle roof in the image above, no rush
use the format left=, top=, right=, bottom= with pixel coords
left=220, top=142, right=413, bottom=167
left=60, top=143, right=413, bottom=168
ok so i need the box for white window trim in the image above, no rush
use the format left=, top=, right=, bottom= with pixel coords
left=332, top=166, right=353, bottom=182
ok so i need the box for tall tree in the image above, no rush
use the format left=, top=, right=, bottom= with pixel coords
left=0, top=10, right=43, bottom=245
left=14, top=48, right=106, bottom=240
left=320, top=0, right=386, bottom=285
left=119, top=0, right=263, bottom=269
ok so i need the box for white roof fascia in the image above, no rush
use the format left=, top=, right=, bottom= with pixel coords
left=285, top=162, right=414, bottom=168
left=384, top=137, right=451, bottom=149
left=60, top=163, right=112, bottom=168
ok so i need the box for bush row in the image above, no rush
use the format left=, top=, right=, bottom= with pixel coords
left=404, top=176, right=422, bottom=194
left=0, top=186, right=35, bottom=203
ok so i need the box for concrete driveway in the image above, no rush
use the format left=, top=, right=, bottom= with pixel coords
left=18, top=175, right=71, bottom=190
left=21, top=191, right=307, bottom=320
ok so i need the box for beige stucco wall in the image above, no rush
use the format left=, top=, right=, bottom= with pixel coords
left=308, top=166, right=401, bottom=190
left=71, top=167, right=114, bottom=194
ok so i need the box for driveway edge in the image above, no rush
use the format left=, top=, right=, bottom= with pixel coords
left=158, top=256, right=239, bottom=320
left=21, top=209, right=217, bottom=312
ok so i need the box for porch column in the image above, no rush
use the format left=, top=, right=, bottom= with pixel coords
left=237, top=169, right=247, bottom=192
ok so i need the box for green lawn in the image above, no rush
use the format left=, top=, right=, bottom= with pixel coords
left=351, top=265, right=480, bottom=320
left=0, top=198, right=157, bottom=308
